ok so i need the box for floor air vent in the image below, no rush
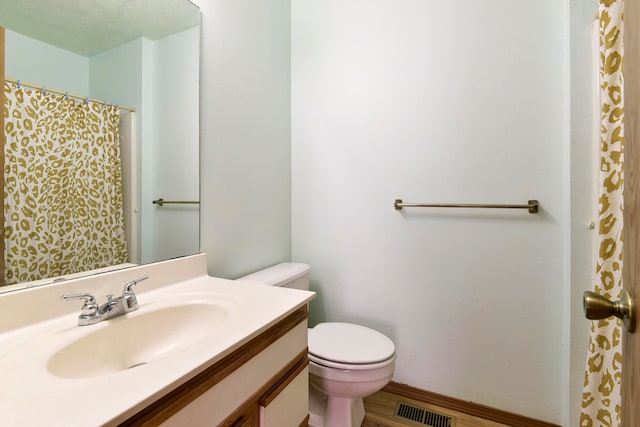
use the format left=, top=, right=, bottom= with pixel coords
left=393, top=402, right=455, bottom=427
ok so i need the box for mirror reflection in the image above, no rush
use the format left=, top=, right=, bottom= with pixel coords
left=0, top=0, right=201, bottom=290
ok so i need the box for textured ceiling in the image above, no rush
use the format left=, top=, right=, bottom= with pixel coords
left=0, top=0, right=200, bottom=56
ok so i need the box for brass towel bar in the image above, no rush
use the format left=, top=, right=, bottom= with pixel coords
left=394, top=199, right=540, bottom=214
left=152, top=198, right=200, bottom=207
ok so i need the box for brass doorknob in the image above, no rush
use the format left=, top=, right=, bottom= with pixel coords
left=583, top=289, right=635, bottom=332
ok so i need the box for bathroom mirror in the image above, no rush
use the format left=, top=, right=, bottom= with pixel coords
left=0, top=0, right=200, bottom=291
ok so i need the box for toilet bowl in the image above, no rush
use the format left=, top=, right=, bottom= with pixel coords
left=307, top=322, right=396, bottom=427
left=237, top=263, right=396, bottom=427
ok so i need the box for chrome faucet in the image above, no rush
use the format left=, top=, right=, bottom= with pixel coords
left=61, top=276, right=149, bottom=326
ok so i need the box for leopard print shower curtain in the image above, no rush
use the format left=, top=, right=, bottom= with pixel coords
left=3, top=81, right=128, bottom=285
left=581, top=0, right=625, bottom=425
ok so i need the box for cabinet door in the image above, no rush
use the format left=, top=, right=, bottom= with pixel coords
left=259, top=365, right=309, bottom=427
left=231, top=417, right=254, bottom=427
left=222, top=399, right=259, bottom=427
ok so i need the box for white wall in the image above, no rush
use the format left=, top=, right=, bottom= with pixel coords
left=89, top=39, right=147, bottom=261
left=194, top=0, right=292, bottom=278
left=148, top=27, right=200, bottom=262
left=292, top=0, right=568, bottom=423
left=89, top=39, right=144, bottom=110
left=90, top=31, right=200, bottom=264
left=190, top=0, right=595, bottom=425
left=5, top=30, right=88, bottom=94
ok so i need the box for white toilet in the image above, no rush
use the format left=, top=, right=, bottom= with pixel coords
left=237, top=263, right=396, bottom=427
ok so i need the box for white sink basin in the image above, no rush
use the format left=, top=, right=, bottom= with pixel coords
left=47, top=302, right=228, bottom=379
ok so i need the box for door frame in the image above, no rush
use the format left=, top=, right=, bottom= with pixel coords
left=0, top=26, right=5, bottom=285
left=622, top=1, right=640, bottom=426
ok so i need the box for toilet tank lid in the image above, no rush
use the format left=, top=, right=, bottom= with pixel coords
left=237, top=262, right=310, bottom=286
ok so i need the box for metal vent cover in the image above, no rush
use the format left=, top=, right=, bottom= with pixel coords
left=393, top=401, right=455, bottom=427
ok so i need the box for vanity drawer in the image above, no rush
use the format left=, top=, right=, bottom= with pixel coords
left=259, top=364, right=309, bottom=427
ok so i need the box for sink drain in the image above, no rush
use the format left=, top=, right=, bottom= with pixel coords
left=127, top=362, right=148, bottom=370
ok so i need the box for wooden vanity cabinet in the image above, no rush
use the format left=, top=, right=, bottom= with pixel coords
left=220, top=357, right=309, bottom=427
left=120, top=307, right=310, bottom=427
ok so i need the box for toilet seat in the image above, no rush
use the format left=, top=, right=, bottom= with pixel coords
left=308, top=322, right=396, bottom=370
left=309, top=352, right=396, bottom=371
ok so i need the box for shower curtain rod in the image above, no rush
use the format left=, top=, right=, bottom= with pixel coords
left=4, top=77, right=136, bottom=113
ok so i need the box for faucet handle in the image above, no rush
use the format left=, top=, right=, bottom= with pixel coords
left=60, top=293, right=98, bottom=315
left=121, top=276, right=148, bottom=312
left=123, top=276, right=149, bottom=294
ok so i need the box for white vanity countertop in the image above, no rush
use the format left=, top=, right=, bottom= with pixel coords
left=0, top=254, right=315, bottom=427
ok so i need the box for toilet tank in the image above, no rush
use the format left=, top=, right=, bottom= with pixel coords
left=236, top=263, right=310, bottom=291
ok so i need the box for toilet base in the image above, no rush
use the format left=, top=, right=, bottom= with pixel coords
left=327, top=396, right=365, bottom=427
left=309, top=384, right=365, bottom=427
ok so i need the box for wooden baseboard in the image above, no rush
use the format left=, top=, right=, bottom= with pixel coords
left=383, top=382, right=561, bottom=427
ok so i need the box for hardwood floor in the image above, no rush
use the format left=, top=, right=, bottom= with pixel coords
left=362, top=390, right=512, bottom=427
